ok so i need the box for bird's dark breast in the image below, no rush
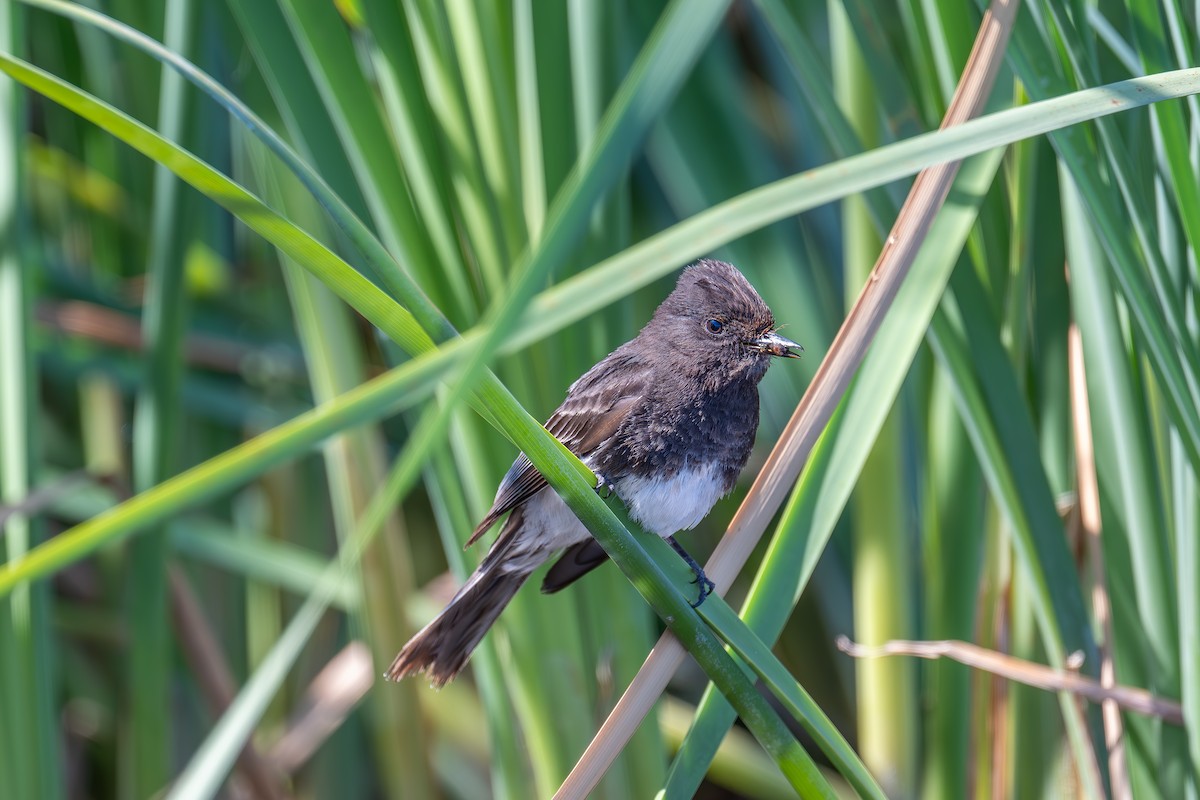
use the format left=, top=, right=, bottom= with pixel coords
left=594, top=377, right=760, bottom=492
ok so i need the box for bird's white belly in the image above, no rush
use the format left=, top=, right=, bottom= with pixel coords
left=513, top=460, right=728, bottom=562
left=616, top=461, right=727, bottom=538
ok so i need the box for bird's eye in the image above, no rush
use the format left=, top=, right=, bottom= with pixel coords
left=705, top=319, right=725, bottom=335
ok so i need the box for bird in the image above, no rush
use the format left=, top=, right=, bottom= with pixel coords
left=386, top=259, right=802, bottom=686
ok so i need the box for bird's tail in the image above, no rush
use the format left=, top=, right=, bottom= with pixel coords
left=385, top=558, right=530, bottom=687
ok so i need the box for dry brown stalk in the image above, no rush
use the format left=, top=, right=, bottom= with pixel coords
left=837, top=635, right=1183, bottom=725
left=555, top=1, right=1022, bottom=797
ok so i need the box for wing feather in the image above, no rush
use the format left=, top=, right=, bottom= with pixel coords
left=465, top=350, right=648, bottom=547
left=541, top=539, right=609, bottom=593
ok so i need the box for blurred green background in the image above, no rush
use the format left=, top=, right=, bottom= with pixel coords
left=1, top=0, right=1198, bottom=797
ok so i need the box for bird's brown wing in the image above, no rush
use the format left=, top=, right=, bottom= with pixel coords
left=464, top=352, right=648, bottom=547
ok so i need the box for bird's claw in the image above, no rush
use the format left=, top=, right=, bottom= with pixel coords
left=667, top=536, right=715, bottom=608
left=689, top=572, right=717, bottom=608
left=593, top=471, right=616, bottom=499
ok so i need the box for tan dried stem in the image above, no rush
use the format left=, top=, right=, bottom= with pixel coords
left=837, top=636, right=1183, bottom=725
left=168, top=568, right=287, bottom=800
left=36, top=299, right=273, bottom=374
left=1069, top=320, right=1131, bottom=798
left=0, top=469, right=89, bottom=528
left=269, top=642, right=374, bottom=772
left=555, top=1, right=1021, bottom=797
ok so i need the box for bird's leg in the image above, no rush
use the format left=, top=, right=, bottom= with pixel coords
left=667, top=536, right=716, bottom=608
left=592, top=470, right=617, bottom=499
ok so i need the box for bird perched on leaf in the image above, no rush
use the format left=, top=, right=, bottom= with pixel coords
left=387, top=259, right=803, bottom=686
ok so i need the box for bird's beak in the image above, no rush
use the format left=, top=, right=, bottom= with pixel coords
left=747, top=331, right=804, bottom=358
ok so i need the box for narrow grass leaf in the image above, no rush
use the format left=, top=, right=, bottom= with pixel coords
left=126, top=0, right=194, bottom=790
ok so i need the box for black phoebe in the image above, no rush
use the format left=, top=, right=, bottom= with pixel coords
left=386, top=259, right=802, bottom=686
